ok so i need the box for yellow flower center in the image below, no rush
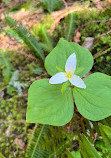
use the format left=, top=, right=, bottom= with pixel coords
left=65, top=72, right=73, bottom=80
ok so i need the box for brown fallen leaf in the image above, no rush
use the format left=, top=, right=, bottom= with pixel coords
left=0, top=33, right=21, bottom=51
left=14, top=138, right=25, bottom=150
left=5, top=126, right=11, bottom=137
left=50, top=5, right=90, bottom=33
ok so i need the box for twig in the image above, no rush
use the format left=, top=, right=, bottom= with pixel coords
left=50, top=5, right=90, bottom=33
left=96, top=29, right=111, bottom=42
left=94, top=47, right=111, bottom=59
left=0, top=120, right=25, bottom=124
left=62, top=0, right=68, bottom=9
left=18, top=49, right=38, bottom=61
left=89, top=19, right=110, bottom=23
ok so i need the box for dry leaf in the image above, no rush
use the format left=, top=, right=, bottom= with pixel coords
left=50, top=5, right=90, bottom=33
left=5, top=126, right=11, bottom=137
left=14, top=138, right=25, bottom=150
left=73, top=31, right=81, bottom=43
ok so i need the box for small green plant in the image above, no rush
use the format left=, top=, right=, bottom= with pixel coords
left=26, top=123, right=74, bottom=157
left=0, top=96, right=27, bottom=158
left=4, top=28, right=24, bottom=43
left=39, top=0, right=62, bottom=13
left=26, top=124, right=49, bottom=158
left=0, top=49, right=12, bottom=84
left=38, top=25, right=54, bottom=52
left=99, top=123, right=111, bottom=157
left=5, top=16, right=45, bottom=61
left=74, top=123, right=111, bottom=158
left=2, top=0, right=11, bottom=5
left=26, top=38, right=111, bottom=126
left=79, top=134, right=101, bottom=158
left=65, top=12, right=77, bottom=41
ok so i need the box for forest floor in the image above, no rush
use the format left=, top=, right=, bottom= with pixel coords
left=0, top=0, right=111, bottom=157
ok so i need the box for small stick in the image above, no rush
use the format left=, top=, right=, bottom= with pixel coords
left=96, top=30, right=111, bottom=42
left=62, top=0, right=68, bottom=9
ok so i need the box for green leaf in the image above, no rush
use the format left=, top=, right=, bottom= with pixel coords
left=26, top=124, right=49, bottom=158
left=79, top=134, right=101, bottom=158
left=61, top=81, right=70, bottom=93
left=74, top=67, right=85, bottom=75
left=99, top=123, right=111, bottom=157
left=67, top=149, right=81, bottom=158
left=27, top=79, right=74, bottom=126
left=5, top=16, right=45, bottom=61
left=65, top=12, right=77, bottom=41
left=38, top=25, right=54, bottom=52
left=0, top=49, right=12, bottom=84
left=39, top=0, right=62, bottom=12
left=56, top=65, right=65, bottom=72
left=3, top=68, right=12, bottom=84
left=45, top=38, right=93, bottom=78
left=4, top=28, right=24, bottom=43
left=73, top=72, right=111, bottom=121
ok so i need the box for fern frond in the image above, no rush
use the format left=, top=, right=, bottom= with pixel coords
left=38, top=25, right=54, bottom=52
left=79, top=134, right=101, bottom=158
left=26, top=124, right=49, bottom=158
left=39, top=0, right=62, bottom=13
left=65, top=12, right=77, bottom=41
left=4, top=28, right=24, bottom=43
left=5, top=16, right=45, bottom=61
left=49, top=136, right=73, bottom=158
left=99, top=123, right=111, bottom=157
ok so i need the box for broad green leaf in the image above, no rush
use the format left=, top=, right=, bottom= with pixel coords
left=27, top=79, right=74, bottom=126
left=73, top=72, right=111, bottom=121
left=45, top=38, right=93, bottom=78
left=79, top=134, right=101, bottom=158
left=99, top=123, right=111, bottom=157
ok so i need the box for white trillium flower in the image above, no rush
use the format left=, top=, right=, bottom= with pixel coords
left=49, top=53, right=86, bottom=89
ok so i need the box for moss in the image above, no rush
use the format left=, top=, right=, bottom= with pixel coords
left=31, top=14, right=54, bottom=38
left=93, top=52, right=111, bottom=75
left=0, top=96, right=28, bottom=157
left=75, top=8, right=111, bottom=42
left=1, top=2, right=111, bottom=157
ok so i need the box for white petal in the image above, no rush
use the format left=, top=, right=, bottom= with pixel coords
left=69, top=75, right=86, bottom=88
left=65, top=53, right=77, bottom=74
left=49, top=72, right=68, bottom=84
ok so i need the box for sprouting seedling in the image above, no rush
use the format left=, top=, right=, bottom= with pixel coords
left=49, top=53, right=86, bottom=89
